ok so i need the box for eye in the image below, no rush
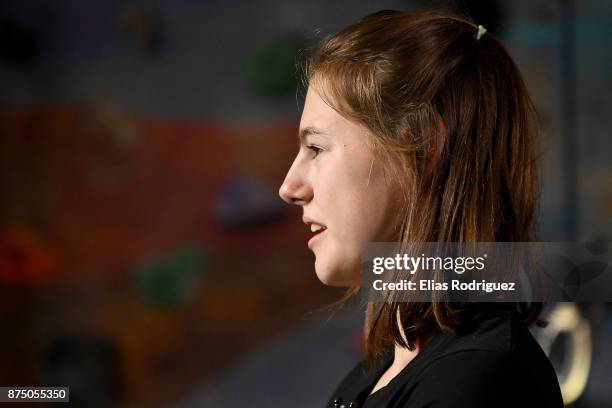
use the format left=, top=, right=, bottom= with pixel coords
left=307, top=145, right=323, bottom=159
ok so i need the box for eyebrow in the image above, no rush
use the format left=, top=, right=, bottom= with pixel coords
left=298, top=126, right=326, bottom=145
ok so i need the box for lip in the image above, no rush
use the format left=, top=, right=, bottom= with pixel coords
left=303, top=216, right=327, bottom=250
left=302, top=216, right=325, bottom=226
left=308, top=228, right=327, bottom=250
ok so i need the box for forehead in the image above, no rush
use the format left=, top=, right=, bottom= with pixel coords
left=300, top=87, right=339, bottom=125
left=300, top=86, right=368, bottom=139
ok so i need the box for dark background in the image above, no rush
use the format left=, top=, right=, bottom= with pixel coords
left=0, top=0, right=610, bottom=407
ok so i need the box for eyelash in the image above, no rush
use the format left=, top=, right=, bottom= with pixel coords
left=307, top=145, right=323, bottom=158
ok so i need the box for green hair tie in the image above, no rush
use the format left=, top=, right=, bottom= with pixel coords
left=475, top=24, right=487, bottom=40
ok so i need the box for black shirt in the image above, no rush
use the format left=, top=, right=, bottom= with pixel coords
left=327, top=303, right=564, bottom=408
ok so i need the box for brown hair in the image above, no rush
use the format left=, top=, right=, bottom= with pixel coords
left=304, top=9, right=544, bottom=363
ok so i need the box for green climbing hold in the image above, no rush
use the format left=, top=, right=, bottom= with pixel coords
left=133, top=245, right=207, bottom=308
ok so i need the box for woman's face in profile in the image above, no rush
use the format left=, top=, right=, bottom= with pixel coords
left=279, top=86, right=399, bottom=286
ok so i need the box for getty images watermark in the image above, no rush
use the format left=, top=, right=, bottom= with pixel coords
left=360, top=242, right=612, bottom=302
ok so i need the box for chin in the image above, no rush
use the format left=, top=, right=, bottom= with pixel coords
left=314, top=258, right=360, bottom=287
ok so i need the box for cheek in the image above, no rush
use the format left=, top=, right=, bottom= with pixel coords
left=323, top=167, right=394, bottom=242
left=343, top=187, right=395, bottom=241
left=315, top=234, right=361, bottom=286
left=315, top=207, right=390, bottom=287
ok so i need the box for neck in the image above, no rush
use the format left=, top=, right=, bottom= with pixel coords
left=393, top=341, right=418, bottom=363
left=391, top=309, right=420, bottom=367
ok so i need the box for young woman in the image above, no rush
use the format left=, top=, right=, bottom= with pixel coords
left=279, top=9, right=564, bottom=408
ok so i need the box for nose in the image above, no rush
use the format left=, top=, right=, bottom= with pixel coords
left=278, top=161, right=312, bottom=206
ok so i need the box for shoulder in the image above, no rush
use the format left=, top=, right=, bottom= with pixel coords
left=419, top=303, right=561, bottom=386
left=405, top=347, right=562, bottom=407
left=405, top=350, right=513, bottom=407
left=418, top=348, right=513, bottom=391
left=399, top=305, right=563, bottom=408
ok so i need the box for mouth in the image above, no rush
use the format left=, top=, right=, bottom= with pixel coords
left=306, top=222, right=327, bottom=250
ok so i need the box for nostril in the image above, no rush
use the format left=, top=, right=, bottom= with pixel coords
left=291, top=197, right=305, bottom=205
